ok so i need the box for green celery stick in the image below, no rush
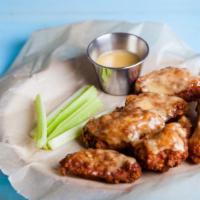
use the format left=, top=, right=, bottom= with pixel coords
left=47, top=110, right=111, bottom=150
left=34, top=95, right=47, bottom=148
left=47, top=97, right=102, bottom=140
left=30, top=85, right=90, bottom=137
left=47, top=85, right=89, bottom=126
left=47, top=98, right=102, bottom=140
left=47, top=122, right=85, bottom=150
left=47, top=85, right=97, bottom=134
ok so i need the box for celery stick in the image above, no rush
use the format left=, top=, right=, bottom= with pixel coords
left=47, top=85, right=89, bottom=126
left=47, top=110, right=111, bottom=150
left=34, top=95, right=47, bottom=148
left=47, top=85, right=97, bottom=134
left=48, top=98, right=102, bottom=140
left=47, top=122, right=85, bottom=150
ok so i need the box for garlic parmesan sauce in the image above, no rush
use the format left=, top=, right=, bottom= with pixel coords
left=96, top=50, right=140, bottom=68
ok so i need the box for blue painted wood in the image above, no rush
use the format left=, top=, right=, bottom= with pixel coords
left=0, top=171, right=26, bottom=200
left=0, top=0, right=199, bottom=199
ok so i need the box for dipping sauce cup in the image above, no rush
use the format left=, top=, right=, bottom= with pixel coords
left=87, top=32, right=149, bottom=95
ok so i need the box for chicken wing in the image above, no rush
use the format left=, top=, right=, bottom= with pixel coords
left=82, top=108, right=165, bottom=151
left=59, top=149, right=142, bottom=183
left=133, top=116, right=191, bottom=172
left=189, top=102, right=200, bottom=163
left=125, top=92, right=188, bottom=121
left=135, top=67, right=200, bottom=101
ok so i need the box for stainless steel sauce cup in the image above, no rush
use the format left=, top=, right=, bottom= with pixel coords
left=87, top=32, right=149, bottom=95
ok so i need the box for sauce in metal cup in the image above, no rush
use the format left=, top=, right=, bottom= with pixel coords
left=87, top=32, right=149, bottom=95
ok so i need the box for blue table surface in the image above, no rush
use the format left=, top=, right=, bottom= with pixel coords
left=0, top=0, right=200, bottom=199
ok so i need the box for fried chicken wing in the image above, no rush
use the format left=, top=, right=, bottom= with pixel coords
left=177, top=78, right=200, bottom=101
left=178, top=115, right=192, bottom=136
left=82, top=108, right=165, bottom=151
left=125, top=92, right=188, bottom=121
left=189, top=102, right=200, bottom=163
left=59, top=149, right=142, bottom=183
left=133, top=117, right=191, bottom=172
left=135, top=67, right=200, bottom=101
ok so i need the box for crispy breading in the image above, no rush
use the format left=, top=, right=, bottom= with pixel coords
left=59, top=149, right=142, bottom=183
left=82, top=108, right=165, bottom=151
left=177, top=78, right=200, bottom=101
left=125, top=92, right=188, bottom=121
left=135, top=67, right=200, bottom=101
left=189, top=102, right=200, bottom=163
left=133, top=120, right=190, bottom=172
left=177, top=115, right=192, bottom=137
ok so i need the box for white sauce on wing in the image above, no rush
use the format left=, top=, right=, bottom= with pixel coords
left=136, top=67, right=192, bottom=95
left=125, top=92, right=187, bottom=122
left=88, top=108, right=165, bottom=146
left=146, top=123, right=186, bottom=154
left=80, top=149, right=137, bottom=173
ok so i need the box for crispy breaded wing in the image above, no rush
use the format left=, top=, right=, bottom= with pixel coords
left=59, top=149, right=142, bottom=183
left=189, top=102, right=200, bottom=163
left=82, top=108, right=165, bottom=151
left=177, top=78, right=200, bottom=101
left=178, top=115, right=192, bottom=136
left=135, top=67, right=200, bottom=101
left=125, top=92, right=188, bottom=121
left=133, top=118, right=191, bottom=172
